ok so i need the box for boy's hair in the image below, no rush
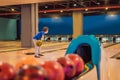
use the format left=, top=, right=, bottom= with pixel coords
left=43, top=26, right=48, bottom=32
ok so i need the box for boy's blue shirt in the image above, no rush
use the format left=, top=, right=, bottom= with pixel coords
left=33, top=31, right=44, bottom=40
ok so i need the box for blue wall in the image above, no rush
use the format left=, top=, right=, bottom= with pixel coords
left=39, top=14, right=120, bottom=35
left=0, top=18, right=17, bottom=40
left=83, top=14, right=120, bottom=34
left=39, top=17, right=73, bottom=35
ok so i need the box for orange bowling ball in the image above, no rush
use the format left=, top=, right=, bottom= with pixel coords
left=66, top=54, right=84, bottom=76
left=16, top=57, right=38, bottom=70
left=57, top=57, right=76, bottom=80
left=39, top=61, right=64, bottom=80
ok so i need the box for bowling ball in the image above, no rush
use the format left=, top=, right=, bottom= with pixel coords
left=16, top=57, right=38, bottom=70
left=16, top=65, right=48, bottom=80
left=66, top=54, right=84, bottom=76
left=0, top=62, right=16, bottom=80
left=36, top=40, right=42, bottom=47
left=57, top=57, right=76, bottom=80
left=39, top=61, right=64, bottom=80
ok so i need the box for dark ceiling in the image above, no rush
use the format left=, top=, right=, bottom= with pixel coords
left=39, top=0, right=120, bottom=10
left=0, top=0, right=120, bottom=18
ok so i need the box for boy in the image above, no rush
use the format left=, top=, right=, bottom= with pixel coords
left=33, top=26, right=49, bottom=58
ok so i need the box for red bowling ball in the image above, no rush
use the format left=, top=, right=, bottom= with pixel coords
left=66, top=54, right=84, bottom=76
left=16, top=65, right=48, bottom=80
left=0, top=62, right=16, bottom=80
left=40, top=61, right=64, bottom=80
left=57, top=57, right=76, bottom=80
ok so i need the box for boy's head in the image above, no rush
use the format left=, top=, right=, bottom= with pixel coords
left=43, top=26, right=49, bottom=34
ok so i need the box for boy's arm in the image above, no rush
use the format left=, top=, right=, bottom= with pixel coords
left=41, top=35, right=44, bottom=40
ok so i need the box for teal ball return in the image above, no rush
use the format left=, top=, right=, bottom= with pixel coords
left=66, top=35, right=101, bottom=80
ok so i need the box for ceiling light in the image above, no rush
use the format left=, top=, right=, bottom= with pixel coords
left=73, top=4, right=77, bottom=7
left=105, top=7, right=108, bottom=10
left=60, top=10, right=63, bottom=13
left=85, top=8, right=88, bottom=11
left=97, top=3, right=100, bottom=5
left=44, top=12, right=46, bottom=13
left=11, top=8, right=15, bottom=11
left=45, top=6, right=48, bottom=8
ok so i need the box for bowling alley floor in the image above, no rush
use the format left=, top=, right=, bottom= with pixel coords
left=0, top=40, right=69, bottom=52
left=0, top=40, right=120, bottom=80
left=0, top=40, right=69, bottom=65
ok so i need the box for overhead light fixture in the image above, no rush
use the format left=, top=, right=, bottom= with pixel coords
left=85, top=8, right=88, bottom=11
left=97, top=3, right=100, bottom=5
left=105, top=7, right=108, bottom=10
left=73, top=4, right=77, bottom=7
left=11, top=8, right=15, bottom=11
left=44, top=11, right=46, bottom=13
left=45, top=6, right=48, bottom=8
left=60, top=10, right=63, bottom=13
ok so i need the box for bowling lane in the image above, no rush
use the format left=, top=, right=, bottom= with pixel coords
left=0, top=41, right=69, bottom=52
left=102, top=42, right=118, bottom=48
left=104, top=43, right=120, bottom=57
left=104, top=43, right=120, bottom=80
left=101, top=43, right=120, bottom=80
left=102, top=42, right=112, bottom=47
left=108, top=57, right=120, bottom=80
